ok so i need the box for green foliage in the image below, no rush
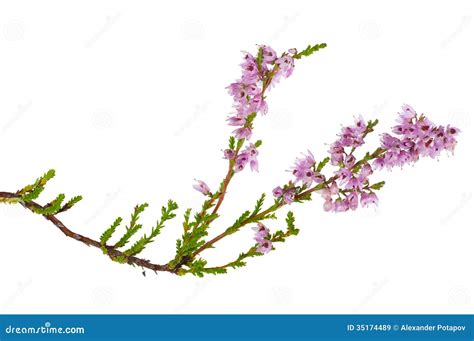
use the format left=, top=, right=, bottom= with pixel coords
left=21, top=186, right=45, bottom=202
left=31, top=194, right=65, bottom=215
left=270, top=211, right=300, bottom=245
left=236, top=138, right=245, bottom=150
left=58, top=195, right=83, bottom=213
left=114, top=203, right=148, bottom=248
left=370, top=181, right=385, bottom=190
left=367, top=119, right=380, bottom=131
left=316, top=157, right=330, bottom=172
left=100, top=217, right=123, bottom=245
left=18, top=169, right=55, bottom=195
left=256, top=47, right=264, bottom=70
left=171, top=198, right=218, bottom=268
left=245, top=112, right=257, bottom=125
left=124, top=200, right=178, bottom=257
left=13, top=169, right=83, bottom=217
left=293, top=43, right=327, bottom=59
left=196, top=245, right=264, bottom=276
left=228, top=136, right=236, bottom=150
left=251, top=193, right=266, bottom=216
left=254, top=140, right=263, bottom=148
left=225, top=210, right=251, bottom=235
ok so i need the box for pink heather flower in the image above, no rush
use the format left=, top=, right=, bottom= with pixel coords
left=240, top=52, right=260, bottom=84
left=272, top=186, right=284, bottom=198
left=345, top=175, right=364, bottom=190
left=343, top=154, right=356, bottom=168
left=233, top=144, right=259, bottom=173
left=360, top=192, right=378, bottom=207
left=256, top=239, right=273, bottom=254
left=234, top=151, right=250, bottom=172
left=283, top=188, right=296, bottom=204
left=275, top=55, right=294, bottom=78
left=334, top=199, right=349, bottom=212
left=291, top=151, right=317, bottom=185
left=250, top=94, right=268, bottom=115
left=233, top=127, right=252, bottom=140
left=252, top=222, right=270, bottom=240
left=319, top=182, right=339, bottom=201
left=347, top=191, right=359, bottom=210
left=227, top=115, right=246, bottom=126
left=323, top=199, right=334, bottom=212
left=246, top=144, right=259, bottom=172
left=273, top=186, right=297, bottom=204
left=261, top=45, right=277, bottom=63
left=223, top=149, right=235, bottom=160
left=360, top=163, right=373, bottom=178
left=193, top=180, right=210, bottom=195
left=354, top=115, right=367, bottom=133
left=399, top=104, right=417, bottom=121
left=336, top=168, right=352, bottom=185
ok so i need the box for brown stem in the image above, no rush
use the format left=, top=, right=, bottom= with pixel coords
left=0, top=191, right=175, bottom=274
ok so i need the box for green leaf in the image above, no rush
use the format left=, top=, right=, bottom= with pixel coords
left=58, top=195, right=83, bottom=213
left=225, top=210, right=251, bottom=235
left=293, top=43, right=327, bottom=60
left=251, top=193, right=265, bottom=216
left=256, top=47, right=263, bottom=70
left=114, top=203, right=148, bottom=248
left=245, top=112, right=257, bottom=125
left=236, top=138, right=245, bottom=150
left=254, top=140, right=263, bottom=148
left=100, top=217, right=122, bottom=245
left=316, top=157, right=330, bottom=172
left=285, top=211, right=299, bottom=236
left=370, top=181, right=385, bottom=190
left=21, top=186, right=45, bottom=202
left=31, top=193, right=65, bottom=215
left=124, top=199, right=179, bottom=257
left=228, top=136, right=236, bottom=150
left=18, top=169, right=56, bottom=198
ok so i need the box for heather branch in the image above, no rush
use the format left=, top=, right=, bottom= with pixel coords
left=0, top=42, right=459, bottom=277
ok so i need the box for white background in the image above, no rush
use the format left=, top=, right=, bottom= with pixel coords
left=0, top=0, right=473, bottom=314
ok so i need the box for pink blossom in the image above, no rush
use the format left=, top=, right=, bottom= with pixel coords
left=256, top=239, right=273, bottom=254
left=192, top=180, right=210, bottom=195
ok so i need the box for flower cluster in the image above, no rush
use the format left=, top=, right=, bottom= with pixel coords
left=227, top=45, right=296, bottom=173
left=373, top=104, right=459, bottom=170
left=273, top=105, right=459, bottom=213
left=252, top=222, right=273, bottom=254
